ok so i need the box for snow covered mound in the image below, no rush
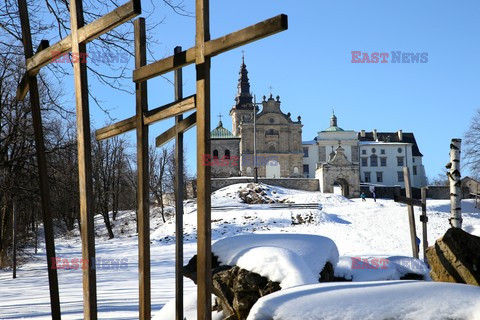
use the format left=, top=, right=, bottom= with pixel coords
left=248, top=281, right=480, bottom=320
left=212, top=234, right=339, bottom=288
left=153, top=293, right=223, bottom=320
left=334, top=256, right=430, bottom=281
left=211, top=182, right=351, bottom=207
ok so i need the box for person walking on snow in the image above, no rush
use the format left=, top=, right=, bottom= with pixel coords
left=361, top=192, right=366, bottom=202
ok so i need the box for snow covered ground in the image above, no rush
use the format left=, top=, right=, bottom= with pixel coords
left=1, top=183, right=480, bottom=319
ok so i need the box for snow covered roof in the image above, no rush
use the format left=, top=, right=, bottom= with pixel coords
left=358, top=131, right=423, bottom=156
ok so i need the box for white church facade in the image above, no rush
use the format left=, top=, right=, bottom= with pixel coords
left=302, top=113, right=427, bottom=195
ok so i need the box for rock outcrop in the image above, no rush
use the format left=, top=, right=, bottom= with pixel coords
left=184, top=253, right=335, bottom=320
left=426, top=227, right=480, bottom=286
left=238, top=183, right=291, bottom=204
left=212, top=266, right=281, bottom=320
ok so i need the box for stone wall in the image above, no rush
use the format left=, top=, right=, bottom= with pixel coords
left=211, top=177, right=319, bottom=192
left=427, top=186, right=471, bottom=200
left=359, top=185, right=471, bottom=200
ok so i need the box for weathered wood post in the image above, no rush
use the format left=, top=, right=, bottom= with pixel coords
left=12, top=201, right=17, bottom=279
left=420, top=187, right=428, bottom=263
left=404, top=167, right=419, bottom=259
left=174, top=45, right=185, bottom=320
left=447, top=139, right=462, bottom=228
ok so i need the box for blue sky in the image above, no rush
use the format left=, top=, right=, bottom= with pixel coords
left=55, top=0, right=480, bottom=180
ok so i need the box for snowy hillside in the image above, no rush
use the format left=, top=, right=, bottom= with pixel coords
left=1, top=183, right=480, bottom=319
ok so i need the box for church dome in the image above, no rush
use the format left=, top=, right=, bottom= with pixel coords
left=211, top=120, right=236, bottom=139
left=323, top=111, right=345, bottom=132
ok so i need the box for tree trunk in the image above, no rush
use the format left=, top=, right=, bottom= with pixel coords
left=103, top=212, right=115, bottom=239
left=448, top=138, right=462, bottom=228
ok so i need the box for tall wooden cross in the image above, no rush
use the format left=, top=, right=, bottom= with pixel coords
left=132, top=1, right=287, bottom=318
left=394, top=167, right=429, bottom=261
left=154, top=46, right=192, bottom=320
left=16, top=1, right=142, bottom=319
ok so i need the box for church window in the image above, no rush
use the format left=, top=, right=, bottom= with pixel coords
left=413, top=166, right=417, bottom=175
left=397, top=171, right=404, bottom=182
left=364, top=172, right=371, bottom=183
left=397, top=156, right=404, bottom=166
left=225, top=149, right=230, bottom=159
left=370, top=154, right=378, bottom=167
left=376, top=172, right=383, bottom=183
left=381, top=149, right=386, bottom=154
left=380, top=157, right=387, bottom=167
left=269, top=117, right=275, bottom=123
left=371, top=148, right=376, bottom=153
left=361, top=157, right=368, bottom=167
left=398, top=147, right=403, bottom=153
left=269, top=145, right=276, bottom=152
left=213, top=149, right=219, bottom=159
left=303, top=147, right=309, bottom=157
left=362, top=149, right=367, bottom=155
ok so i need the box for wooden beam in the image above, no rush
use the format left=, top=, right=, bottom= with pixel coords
left=95, top=115, right=136, bottom=141
left=155, top=112, right=196, bottom=147
left=173, top=45, right=185, bottom=320
left=196, top=0, right=212, bottom=319
left=21, top=0, right=140, bottom=80
left=144, top=95, right=196, bottom=125
left=16, top=40, right=50, bottom=101
left=70, top=0, right=98, bottom=318
left=134, top=18, right=151, bottom=320
left=95, top=95, right=196, bottom=141
left=421, top=187, right=428, bottom=263
left=17, top=0, right=61, bottom=318
left=404, top=167, right=419, bottom=259
left=133, top=14, right=288, bottom=82
left=394, top=195, right=422, bottom=207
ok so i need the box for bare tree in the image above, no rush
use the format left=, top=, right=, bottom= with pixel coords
left=464, top=108, right=480, bottom=179
left=92, top=135, right=130, bottom=239
left=149, top=146, right=171, bottom=223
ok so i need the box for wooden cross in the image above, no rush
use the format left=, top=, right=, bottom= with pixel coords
left=154, top=46, right=192, bottom=320
left=17, top=1, right=60, bottom=318
left=394, top=167, right=429, bottom=261
left=129, top=2, right=287, bottom=319
left=94, top=20, right=197, bottom=320
left=16, top=1, right=142, bottom=319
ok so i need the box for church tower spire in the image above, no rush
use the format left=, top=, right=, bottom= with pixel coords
left=330, top=110, right=338, bottom=127
left=235, top=53, right=253, bottom=109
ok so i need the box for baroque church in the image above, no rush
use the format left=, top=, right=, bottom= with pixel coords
left=210, top=57, right=428, bottom=198
left=211, top=57, right=303, bottom=178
